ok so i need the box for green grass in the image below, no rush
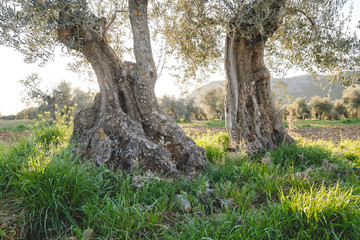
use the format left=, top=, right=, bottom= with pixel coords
left=341, top=119, right=360, bottom=124
left=291, top=119, right=360, bottom=128
left=178, top=119, right=225, bottom=128
left=0, top=119, right=35, bottom=132
left=205, top=120, right=226, bottom=127
left=0, top=120, right=360, bottom=239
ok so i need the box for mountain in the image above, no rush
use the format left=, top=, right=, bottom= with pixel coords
left=189, top=81, right=225, bottom=107
left=271, top=75, right=343, bottom=102
left=190, top=75, right=344, bottom=105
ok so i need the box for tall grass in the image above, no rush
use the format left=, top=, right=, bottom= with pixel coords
left=194, top=132, right=230, bottom=162
left=0, top=118, right=359, bottom=239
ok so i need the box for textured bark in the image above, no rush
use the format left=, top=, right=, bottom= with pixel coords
left=225, top=31, right=293, bottom=154
left=59, top=0, right=207, bottom=175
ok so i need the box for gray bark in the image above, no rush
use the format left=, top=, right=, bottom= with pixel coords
left=225, top=30, right=293, bottom=154
left=59, top=0, right=207, bottom=175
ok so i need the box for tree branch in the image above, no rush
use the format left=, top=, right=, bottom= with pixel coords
left=286, top=7, right=316, bottom=27
left=103, top=10, right=128, bottom=35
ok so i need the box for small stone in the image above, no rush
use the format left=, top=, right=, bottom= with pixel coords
left=83, top=228, right=94, bottom=240
left=176, top=194, right=191, bottom=212
left=221, top=198, right=234, bottom=209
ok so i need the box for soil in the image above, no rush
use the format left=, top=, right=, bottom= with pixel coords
left=180, top=125, right=360, bottom=142
left=288, top=125, right=360, bottom=142
left=0, top=131, right=28, bottom=143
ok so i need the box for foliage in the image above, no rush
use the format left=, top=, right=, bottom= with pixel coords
left=331, top=99, right=349, bottom=120
left=309, top=96, right=334, bottom=120
left=200, top=88, right=225, bottom=120
left=158, top=95, right=205, bottom=122
left=162, top=0, right=358, bottom=84
left=287, top=97, right=311, bottom=119
left=342, top=85, right=360, bottom=118
left=18, top=73, right=94, bottom=120
left=16, top=107, right=39, bottom=120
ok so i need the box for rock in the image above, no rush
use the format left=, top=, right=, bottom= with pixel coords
left=221, top=198, right=234, bottom=209
left=176, top=194, right=191, bottom=212
left=83, top=228, right=94, bottom=240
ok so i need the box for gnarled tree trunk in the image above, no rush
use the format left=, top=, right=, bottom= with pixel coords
left=225, top=30, right=293, bottom=154
left=59, top=0, right=207, bottom=175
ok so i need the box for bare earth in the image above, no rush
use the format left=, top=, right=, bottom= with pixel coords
left=289, top=126, right=360, bottom=142
left=0, top=131, right=27, bottom=143
left=180, top=125, right=360, bottom=142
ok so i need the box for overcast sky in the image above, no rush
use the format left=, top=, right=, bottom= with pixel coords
left=0, top=2, right=359, bottom=116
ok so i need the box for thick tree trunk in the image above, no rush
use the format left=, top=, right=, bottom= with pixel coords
left=225, top=32, right=293, bottom=154
left=59, top=0, right=207, bottom=175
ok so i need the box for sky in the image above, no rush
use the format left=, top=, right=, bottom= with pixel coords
left=0, top=1, right=359, bottom=116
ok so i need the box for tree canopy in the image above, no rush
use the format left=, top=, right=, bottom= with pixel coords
left=162, top=0, right=359, bottom=83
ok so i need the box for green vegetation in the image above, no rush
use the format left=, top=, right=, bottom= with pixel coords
left=341, top=119, right=360, bottom=124
left=282, top=119, right=360, bottom=128
left=0, top=119, right=35, bottom=132
left=205, top=120, right=225, bottom=127
left=1, top=119, right=360, bottom=239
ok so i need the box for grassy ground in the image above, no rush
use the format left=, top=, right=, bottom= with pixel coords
left=0, top=119, right=35, bottom=132
left=290, top=119, right=360, bottom=128
left=0, top=119, right=360, bottom=239
left=180, top=118, right=360, bottom=129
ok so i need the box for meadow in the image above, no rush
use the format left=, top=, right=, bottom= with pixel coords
left=0, top=118, right=360, bottom=239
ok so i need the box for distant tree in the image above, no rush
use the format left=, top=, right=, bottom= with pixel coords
left=287, top=98, right=311, bottom=119
left=16, top=107, right=39, bottom=120
left=72, top=87, right=94, bottom=113
left=309, top=96, right=333, bottom=120
left=20, top=74, right=94, bottom=120
left=182, top=98, right=199, bottom=122
left=56, top=81, right=74, bottom=110
left=274, top=98, right=289, bottom=120
left=159, top=95, right=182, bottom=121
left=342, top=85, right=360, bottom=118
left=331, top=100, right=349, bottom=120
left=200, top=88, right=225, bottom=120
left=159, top=95, right=204, bottom=122
left=20, top=73, right=58, bottom=120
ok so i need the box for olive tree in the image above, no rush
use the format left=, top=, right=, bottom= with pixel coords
left=309, top=96, right=333, bottom=120
left=158, top=95, right=201, bottom=122
left=0, top=0, right=207, bottom=175
left=19, top=73, right=71, bottom=120
left=200, top=88, right=225, bottom=120
left=331, top=100, right=349, bottom=120
left=163, top=0, right=358, bottom=153
left=287, top=97, right=311, bottom=119
left=342, top=85, right=360, bottom=118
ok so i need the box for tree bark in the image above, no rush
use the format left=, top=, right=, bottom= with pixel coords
left=225, top=30, right=293, bottom=154
left=59, top=0, right=207, bottom=175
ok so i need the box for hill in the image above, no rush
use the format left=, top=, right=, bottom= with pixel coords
left=271, top=75, right=343, bottom=102
left=190, top=75, right=344, bottom=105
